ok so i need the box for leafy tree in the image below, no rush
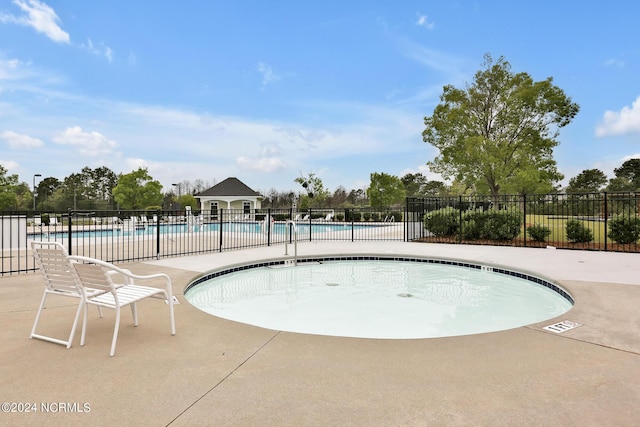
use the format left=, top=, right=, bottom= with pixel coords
left=401, top=173, right=429, bottom=197
left=35, top=177, right=61, bottom=210
left=347, top=188, right=366, bottom=205
left=367, top=172, right=405, bottom=207
left=13, top=182, right=32, bottom=210
left=423, top=54, right=578, bottom=201
left=113, top=168, right=163, bottom=209
left=566, top=169, right=608, bottom=193
left=608, top=158, right=640, bottom=191
left=401, top=173, right=449, bottom=197
left=421, top=180, right=449, bottom=197
left=294, top=173, right=329, bottom=208
left=0, top=165, right=20, bottom=210
left=177, top=194, right=198, bottom=210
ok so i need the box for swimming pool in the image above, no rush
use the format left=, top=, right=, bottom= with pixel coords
left=184, top=255, right=573, bottom=339
left=30, top=221, right=384, bottom=239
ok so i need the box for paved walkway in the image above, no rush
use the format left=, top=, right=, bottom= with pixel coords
left=1, top=242, right=638, bottom=426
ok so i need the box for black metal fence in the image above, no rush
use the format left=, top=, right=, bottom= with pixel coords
left=406, top=192, right=640, bottom=252
left=2, top=193, right=638, bottom=276
left=0, top=207, right=405, bottom=276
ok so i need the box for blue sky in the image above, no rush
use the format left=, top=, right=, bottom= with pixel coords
left=1, top=0, right=639, bottom=195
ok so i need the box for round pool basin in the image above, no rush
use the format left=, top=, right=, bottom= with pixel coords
left=184, top=255, right=573, bottom=339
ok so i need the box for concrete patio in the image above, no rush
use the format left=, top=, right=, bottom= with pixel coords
left=1, top=241, right=638, bottom=426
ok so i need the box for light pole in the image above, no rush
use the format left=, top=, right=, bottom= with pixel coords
left=172, top=183, right=179, bottom=210
left=33, top=174, right=42, bottom=211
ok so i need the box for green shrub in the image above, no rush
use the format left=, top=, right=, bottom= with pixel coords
left=462, top=209, right=523, bottom=241
left=607, top=215, right=640, bottom=244
left=461, top=218, right=480, bottom=240
left=362, top=212, right=372, bottom=222
left=41, top=213, right=50, bottom=226
left=371, top=212, right=381, bottom=222
left=527, top=224, right=552, bottom=242
left=423, top=207, right=460, bottom=237
left=390, top=211, right=403, bottom=222
left=335, top=214, right=344, bottom=221
left=565, top=219, right=593, bottom=243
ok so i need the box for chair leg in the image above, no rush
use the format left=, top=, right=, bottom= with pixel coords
left=110, top=305, right=122, bottom=356
left=30, top=291, right=83, bottom=349
left=80, top=301, right=89, bottom=347
left=131, top=302, right=139, bottom=326
left=66, top=298, right=85, bottom=349
left=30, top=291, right=49, bottom=340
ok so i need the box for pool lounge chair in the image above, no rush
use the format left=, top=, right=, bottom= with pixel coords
left=30, top=241, right=108, bottom=349
left=30, top=241, right=176, bottom=356
left=70, top=256, right=176, bottom=356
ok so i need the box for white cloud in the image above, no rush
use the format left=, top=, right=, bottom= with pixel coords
left=81, top=39, right=114, bottom=62
left=595, top=96, right=640, bottom=137
left=398, top=39, right=465, bottom=78
left=416, top=13, right=435, bottom=30
left=1, top=130, right=44, bottom=148
left=0, top=0, right=70, bottom=44
left=0, top=159, right=19, bottom=171
left=257, top=62, right=280, bottom=87
left=0, top=58, right=28, bottom=80
left=237, top=142, right=287, bottom=172
left=604, top=58, right=625, bottom=67
left=128, top=51, right=137, bottom=66
left=52, top=126, right=118, bottom=155
left=237, top=155, right=288, bottom=173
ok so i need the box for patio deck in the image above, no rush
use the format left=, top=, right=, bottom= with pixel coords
left=1, top=241, right=638, bottom=426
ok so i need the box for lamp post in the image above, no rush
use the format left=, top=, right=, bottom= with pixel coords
left=33, top=174, right=42, bottom=211
left=172, top=183, right=179, bottom=210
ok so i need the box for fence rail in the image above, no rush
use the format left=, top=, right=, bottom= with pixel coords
left=2, top=193, right=639, bottom=276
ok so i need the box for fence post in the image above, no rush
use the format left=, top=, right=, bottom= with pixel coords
left=156, top=210, right=161, bottom=259
left=523, top=194, right=527, bottom=247
left=603, top=192, right=608, bottom=252
left=458, top=196, right=463, bottom=243
left=267, top=208, right=272, bottom=246
left=219, top=209, right=223, bottom=252
left=67, top=209, right=73, bottom=255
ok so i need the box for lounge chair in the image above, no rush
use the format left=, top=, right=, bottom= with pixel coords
left=70, top=256, right=176, bottom=356
left=30, top=241, right=107, bottom=349
left=30, top=241, right=176, bottom=356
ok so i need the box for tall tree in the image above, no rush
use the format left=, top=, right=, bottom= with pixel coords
left=113, top=168, right=163, bottom=209
left=294, top=173, right=329, bottom=208
left=0, top=165, right=19, bottom=210
left=608, top=158, right=640, bottom=191
left=367, top=172, right=405, bottom=207
left=401, top=173, right=429, bottom=197
left=423, top=54, right=578, bottom=200
left=566, top=169, right=607, bottom=193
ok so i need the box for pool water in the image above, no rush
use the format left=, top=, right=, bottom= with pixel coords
left=185, top=260, right=572, bottom=339
left=31, top=221, right=379, bottom=239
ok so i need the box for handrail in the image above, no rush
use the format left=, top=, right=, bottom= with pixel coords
left=284, top=220, right=298, bottom=265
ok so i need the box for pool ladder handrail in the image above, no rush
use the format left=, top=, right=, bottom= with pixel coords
left=284, top=220, right=298, bottom=265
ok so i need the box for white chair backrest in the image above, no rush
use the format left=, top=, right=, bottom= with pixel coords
left=31, top=241, right=81, bottom=295
left=73, top=263, right=118, bottom=296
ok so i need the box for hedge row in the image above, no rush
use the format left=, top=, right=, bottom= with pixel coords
left=423, top=208, right=523, bottom=241
left=424, top=207, right=640, bottom=244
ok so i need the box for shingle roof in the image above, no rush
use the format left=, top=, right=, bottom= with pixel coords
left=195, top=177, right=262, bottom=197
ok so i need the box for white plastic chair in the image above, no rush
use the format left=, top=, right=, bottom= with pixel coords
left=70, top=256, right=176, bottom=356
left=30, top=241, right=106, bottom=348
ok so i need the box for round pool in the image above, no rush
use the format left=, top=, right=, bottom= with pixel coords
left=184, top=256, right=573, bottom=339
